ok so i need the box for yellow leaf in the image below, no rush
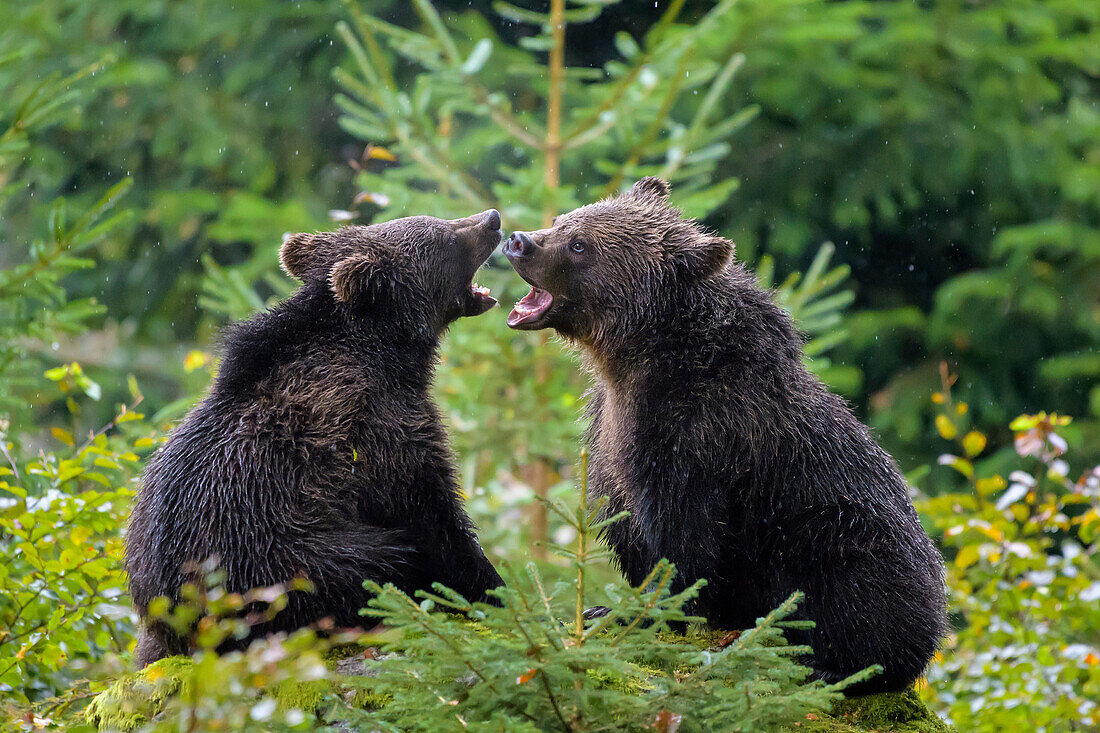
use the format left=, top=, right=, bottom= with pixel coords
left=184, top=350, right=208, bottom=373
left=51, top=427, right=74, bottom=447
left=1010, top=414, right=1040, bottom=431
left=975, top=525, right=1003, bottom=542
left=365, top=145, right=397, bottom=162
left=955, top=402, right=968, bottom=415
left=134, top=437, right=154, bottom=449
left=935, top=415, right=957, bottom=440
left=962, top=431, right=986, bottom=458
left=931, top=392, right=945, bottom=404
left=955, top=545, right=979, bottom=569
left=975, top=476, right=1006, bottom=496
left=71, top=525, right=92, bottom=545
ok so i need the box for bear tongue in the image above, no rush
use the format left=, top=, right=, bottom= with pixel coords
left=507, top=287, right=553, bottom=327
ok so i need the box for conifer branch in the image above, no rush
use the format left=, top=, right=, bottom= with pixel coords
left=599, top=49, right=692, bottom=198
left=562, top=0, right=688, bottom=145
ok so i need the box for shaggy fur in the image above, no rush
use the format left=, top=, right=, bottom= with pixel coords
left=504, top=179, right=946, bottom=693
left=127, top=211, right=505, bottom=667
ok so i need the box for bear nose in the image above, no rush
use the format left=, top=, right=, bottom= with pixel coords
left=483, top=209, right=501, bottom=231
left=507, top=231, right=534, bottom=258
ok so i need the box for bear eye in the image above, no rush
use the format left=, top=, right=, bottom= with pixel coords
left=570, top=240, right=586, bottom=254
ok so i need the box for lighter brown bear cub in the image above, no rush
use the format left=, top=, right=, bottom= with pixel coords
left=127, top=210, right=504, bottom=666
left=504, top=178, right=946, bottom=693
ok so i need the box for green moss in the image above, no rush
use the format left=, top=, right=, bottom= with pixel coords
left=800, top=689, right=951, bottom=733
left=657, top=626, right=736, bottom=650
left=586, top=663, right=664, bottom=694
left=83, top=656, right=195, bottom=732
left=82, top=649, right=392, bottom=731
left=346, top=685, right=393, bottom=710
left=270, top=679, right=333, bottom=713
left=321, top=642, right=371, bottom=665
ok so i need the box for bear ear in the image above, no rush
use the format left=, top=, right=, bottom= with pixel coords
left=280, top=233, right=319, bottom=281
left=329, top=250, right=406, bottom=307
left=678, top=234, right=733, bottom=280
left=629, top=176, right=671, bottom=202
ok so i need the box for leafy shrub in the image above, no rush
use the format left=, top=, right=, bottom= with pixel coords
left=919, top=368, right=1100, bottom=730
left=0, top=391, right=151, bottom=714
left=0, top=51, right=153, bottom=723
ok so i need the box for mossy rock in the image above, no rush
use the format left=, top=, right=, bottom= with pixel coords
left=83, top=645, right=387, bottom=732
left=82, top=657, right=195, bottom=732
left=796, top=688, right=951, bottom=733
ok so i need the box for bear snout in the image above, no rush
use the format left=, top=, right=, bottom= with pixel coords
left=505, top=230, right=535, bottom=258
left=483, top=208, right=501, bottom=231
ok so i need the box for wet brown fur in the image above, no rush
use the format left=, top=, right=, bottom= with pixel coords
left=504, top=179, right=946, bottom=694
left=127, top=211, right=504, bottom=667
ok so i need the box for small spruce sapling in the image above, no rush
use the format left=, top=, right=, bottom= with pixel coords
left=350, top=451, right=872, bottom=731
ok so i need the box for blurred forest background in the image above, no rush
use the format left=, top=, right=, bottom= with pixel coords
left=1, top=0, right=1098, bottom=730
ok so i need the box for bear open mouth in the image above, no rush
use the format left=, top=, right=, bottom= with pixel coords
left=507, top=287, right=553, bottom=328
left=464, top=281, right=497, bottom=317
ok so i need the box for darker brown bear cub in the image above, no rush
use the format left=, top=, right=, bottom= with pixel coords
left=504, top=179, right=946, bottom=693
left=127, top=210, right=505, bottom=667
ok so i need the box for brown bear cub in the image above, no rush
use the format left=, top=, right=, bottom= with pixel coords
left=127, top=210, right=505, bottom=666
left=504, top=179, right=945, bottom=693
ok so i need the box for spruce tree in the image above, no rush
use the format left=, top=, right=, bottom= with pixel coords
left=332, top=0, right=853, bottom=554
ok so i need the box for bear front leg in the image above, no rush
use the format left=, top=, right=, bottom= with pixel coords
left=417, top=526, right=504, bottom=605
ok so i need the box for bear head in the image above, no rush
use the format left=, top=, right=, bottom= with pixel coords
left=503, top=178, right=731, bottom=342
left=280, top=209, right=501, bottom=329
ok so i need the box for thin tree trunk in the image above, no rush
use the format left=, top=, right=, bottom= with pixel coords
left=525, top=0, right=567, bottom=562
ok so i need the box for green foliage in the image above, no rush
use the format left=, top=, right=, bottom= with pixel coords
left=332, top=452, right=868, bottom=731
left=354, top=587, right=850, bottom=731
left=82, top=636, right=337, bottom=732
left=699, top=0, right=1100, bottom=463
left=80, top=575, right=375, bottom=731
left=335, top=0, right=753, bottom=223
left=0, top=0, right=365, bottom=345
left=2, top=1, right=1098, bottom=729
left=0, top=394, right=150, bottom=709
left=0, top=53, right=133, bottom=420
left=758, top=242, right=858, bottom=393
left=918, top=372, right=1100, bottom=730
left=73, top=459, right=896, bottom=732
left=0, top=51, right=155, bottom=720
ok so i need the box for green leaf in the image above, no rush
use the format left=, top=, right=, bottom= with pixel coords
left=462, top=39, right=492, bottom=75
